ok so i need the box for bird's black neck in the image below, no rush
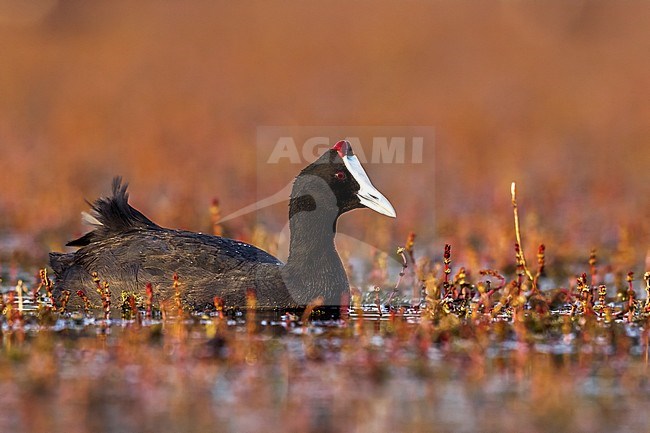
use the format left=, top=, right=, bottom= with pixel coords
left=287, top=194, right=337, bottom=250
left=282, top=190, right=348, bottom=306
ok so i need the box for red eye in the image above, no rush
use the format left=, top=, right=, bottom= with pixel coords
left=334, top=171, right=346, bottom=180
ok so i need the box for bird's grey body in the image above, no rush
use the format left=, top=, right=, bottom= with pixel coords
left=51, top=226, right=291, bottom=309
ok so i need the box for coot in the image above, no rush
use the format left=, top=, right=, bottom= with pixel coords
left=50, top=140, right=396, bottom=310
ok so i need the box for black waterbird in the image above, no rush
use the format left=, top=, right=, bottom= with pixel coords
left=50, top=140, right=396, bottom=311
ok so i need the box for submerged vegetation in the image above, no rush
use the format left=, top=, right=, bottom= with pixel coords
left=0, top=184, right=648, bottom=433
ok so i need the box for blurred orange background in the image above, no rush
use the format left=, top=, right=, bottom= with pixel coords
left=0, top=2, right=648, bottom=268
